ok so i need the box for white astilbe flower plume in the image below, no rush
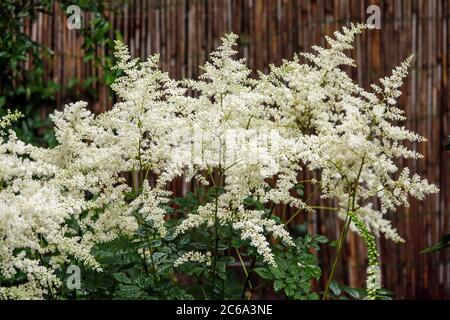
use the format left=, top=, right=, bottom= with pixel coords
left=174, top=251, right=212, bottom=268
left=258, top=23, right=438, bottom=296
left=0, top=24, right=438, bottom=299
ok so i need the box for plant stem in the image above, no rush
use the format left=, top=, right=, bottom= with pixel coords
left=322, top=214, right=351, bottom=300
left=322, top=155, right=365, bottom=300
left=211, top=170, right=222, bottom=299
left=200, top=281, right=208, bottom=300
left=241, top=257, right=257, bottom=299
left=224, top=220, right=233, bottom=295
left=284, top=205, right=338, bottom=226
left=235, top=248, right=252, bottom=291
left=211, top=96, right=225, bottom=299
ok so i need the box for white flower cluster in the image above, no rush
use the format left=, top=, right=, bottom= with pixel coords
left=0, top=24, right=438, bottom=298
left=0, top=110, right=22, bottom=131
left=174, top=251, right=212, bottom=268
left=259, top=24, right=438, bottom=239
left=175, top=202, right=293, bottom=266
left=0, top=107, right=139, bottom=299
left=365, top=265, right=382, bottom=300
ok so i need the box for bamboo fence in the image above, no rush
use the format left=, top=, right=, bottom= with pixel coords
left=19, top=0, right=450, bottom=299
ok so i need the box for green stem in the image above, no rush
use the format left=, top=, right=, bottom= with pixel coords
left=322, top=214, right=351, bottom=300
left=211, top=171, right=222, bottom=299
left=200, top=280, right=208, bottom=300
left=284, top=205, right=338, bottom=226
left=224, top=219, right=233, bottom=295
left=241, top=257, right=257, bottom=299
left=235, top=248, right=252, bottom=291
left=211, top=93, right=225, bottom=299
left=322, top=155, right=365, bottom=300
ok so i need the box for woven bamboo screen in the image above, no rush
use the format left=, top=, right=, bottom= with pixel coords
left=22, top=0, right=449, bottom=299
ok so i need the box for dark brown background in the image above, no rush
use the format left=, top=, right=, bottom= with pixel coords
left=22, top=0, right=450, bottom=299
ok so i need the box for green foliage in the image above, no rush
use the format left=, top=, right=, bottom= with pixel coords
left=59, top=1, right=121, bottom=94
left=254, top=234, right=327, bottom=300
left=324, top=281, right=394, bottom=300
left=421, top=234, right=450, bottom=254
left=0, top=0, right=119, bottom=146
left=0, top=0, right=57, bottom=145
left=50, top=186, right=330, bottom=300
left=62, top=231, right=192, bottom=300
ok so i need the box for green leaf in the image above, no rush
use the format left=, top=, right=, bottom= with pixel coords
left=0, top=96, right=5, bottom=108
left=253, top=267, right=275, bottom=281
left=273, top=279, right=283, bottom=292
left=329, top=240, right=339, bottom=248
left=445, top=136, right=450, bottom=150
left=342, top=286, right=365, bottom=299
left=152, top=252, right=167, bottom=261
left=329, top=280, right=342, bottom=296
left=148, top=240, right=162, bottom=248
left=67, top=77, right=78, bottom=89
left=112, top=273, right=132, bottom=284
left=314, top=235, right=329, bottom=244
left=307, top=292, right=320, bottom=300
left=421, top=233, right=450, bottom=254
left=268, top=265, right=283, bottom=279
left=293, top=183, right=304, bottom=196
left=114, top=284, right=144, bottom=299
left=375, top=288, right=394, bottom=300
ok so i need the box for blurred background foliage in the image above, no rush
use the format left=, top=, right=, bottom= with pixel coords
left=0, top=0, right=119, bottom=146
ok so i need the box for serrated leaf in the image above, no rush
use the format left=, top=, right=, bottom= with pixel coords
left=253, top=267, right=275, bottom=281
left=112, top=273, right=132, bottom=284
left=152, top=252, right=167, bottom=261
left=114, top=284, right=143, bottom=299
left=148, top=240, right=162, bottom=248
left=273, top=279, right=283, bottom=292
left=268, top=265, right=283, bottom=279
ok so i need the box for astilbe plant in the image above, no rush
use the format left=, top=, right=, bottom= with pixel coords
left=0, top=24, right=438, bottom=300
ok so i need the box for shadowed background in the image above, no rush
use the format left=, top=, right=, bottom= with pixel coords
left=11, top=0, right=450, bottom=299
